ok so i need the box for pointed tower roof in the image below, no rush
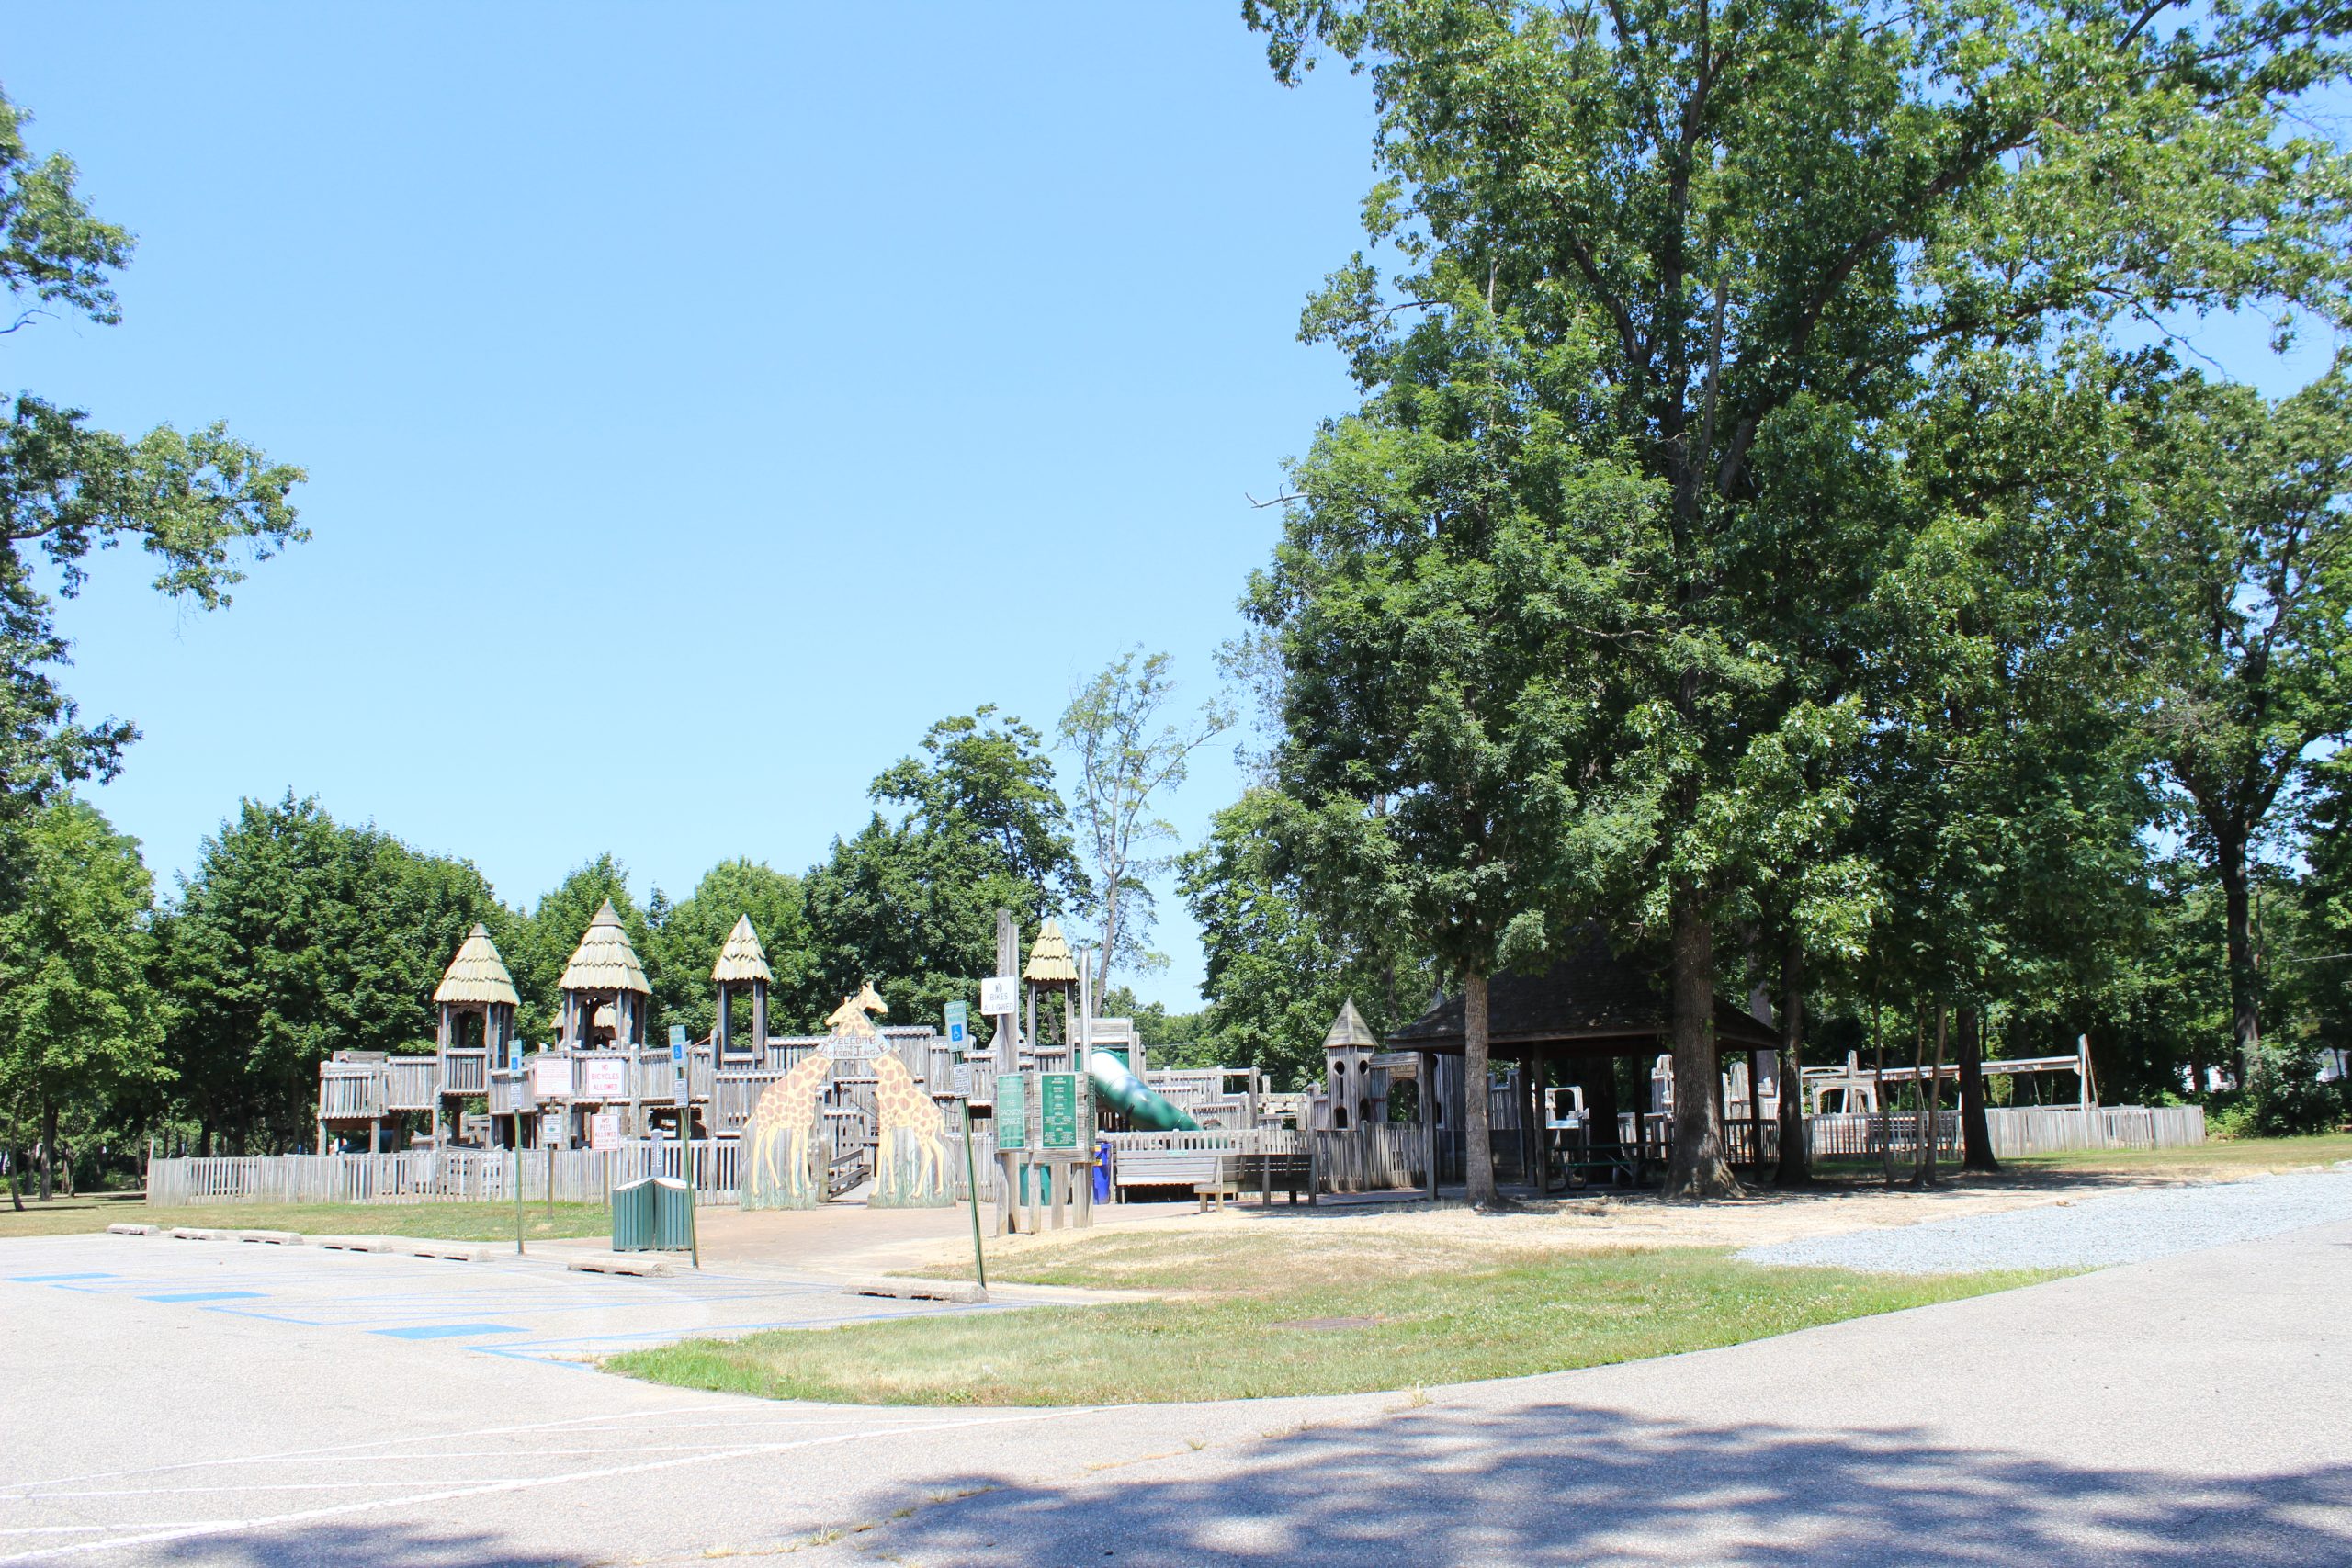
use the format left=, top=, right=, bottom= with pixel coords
left=711, top=914, right=773, bottom=984
left=559, top=897, right=650, bottom=995
left=1023, top=918, right=1079, bottom=985
left=433, top=923, right=520, bottom=1007
left=1323, top=998, right=1380, bottom=1051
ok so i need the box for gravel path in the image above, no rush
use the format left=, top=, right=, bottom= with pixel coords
left=1739, top=1164, right=2352, bottom=1274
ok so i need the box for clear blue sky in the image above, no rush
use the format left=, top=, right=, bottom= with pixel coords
left=4, top=4, right=1382, bottom=1010
left=5, top=7, right=2336, bottom=1012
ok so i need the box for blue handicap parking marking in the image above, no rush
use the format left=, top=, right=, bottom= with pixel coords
left=11, top=1271, right=115, bottom=1282
left=371, top=1323, right=525, bottom=1340
left=141, top=1290, right=266, bottom=1303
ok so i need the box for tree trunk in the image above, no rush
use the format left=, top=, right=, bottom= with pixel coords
left=1463, top=968, right=1498, bottom=1209
left=1917, top=1006, right=1947, bottom=1189
left=39, top=1098, right=56, bottom=1202
left=2218, top=833, right=2261, bottom=1084
left=1957, top=1006, right=1999, bottom=1173
left=1663, top=882, right=1738, bottom=1200
left=6, top=1142, right=22, bottom=1211
left=1773, top=936, right=1808, bottom=1189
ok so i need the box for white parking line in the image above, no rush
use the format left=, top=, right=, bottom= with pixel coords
left=0, top=1410, right=1078, bottom=1565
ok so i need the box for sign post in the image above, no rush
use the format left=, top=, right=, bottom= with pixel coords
left=958, top=1097, right=989, bottom=1295
left=511, top=1050, right=537, bottom=1257
left=671, top=1026, right=698, bottom=1269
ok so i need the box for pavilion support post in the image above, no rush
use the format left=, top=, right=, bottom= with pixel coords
left=1422, top=1052, right=1438, bottom=1201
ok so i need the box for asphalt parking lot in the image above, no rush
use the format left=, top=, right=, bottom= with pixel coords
left=3, top=1229, right=1008, bottom=1366
left=6, top=1216, right=2350, bottom=1566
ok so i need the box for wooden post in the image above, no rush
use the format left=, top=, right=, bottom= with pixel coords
left=1747, top=1048, right=1764, bottom=1172
left=1421, top=1054, right=1437, bottom=1200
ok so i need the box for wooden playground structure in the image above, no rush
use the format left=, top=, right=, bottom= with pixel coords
left=227, top=912, right=2214, bottom=1220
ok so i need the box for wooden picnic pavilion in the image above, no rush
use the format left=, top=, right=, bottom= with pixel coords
left=1385, top=930, right=1780, bottom=1192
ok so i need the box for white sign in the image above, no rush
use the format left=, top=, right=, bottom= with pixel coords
left=530, top=1057, right=571, bottom=1098
left=582, top=1058, right=627, bottom=1100
left=979, top=976, right=1017, bottom=1016
left=823, top=1032, right=881, bottom=1062
left=590, top=1110, right=623, bottom=1150
left=952, top=1063, right=972, bottom=1097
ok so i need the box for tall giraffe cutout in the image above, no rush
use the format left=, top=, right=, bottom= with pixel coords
left=742, top=1051, right=830, bottom=1209
left=869, top=1053, right=951, bottom=1206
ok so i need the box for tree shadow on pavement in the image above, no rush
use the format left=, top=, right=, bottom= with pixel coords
left=155, top=1520, right=591, bottom=1568
left=804, top=1402, right=2352, bottom=1567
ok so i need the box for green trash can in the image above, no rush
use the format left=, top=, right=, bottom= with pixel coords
left=613, top=1176, right=694, bottom=1252
left=612, top=1177, right=657, bottom=1251
left=651, top=1177, right=694, bottom=1250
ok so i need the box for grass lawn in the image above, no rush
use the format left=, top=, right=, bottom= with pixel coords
left=2011, top=1130, right=2352, bottom=1176
left=0, top=1191, right=611, bottom=1242
left=1813, top=1130, right=2352, bottom=1187
left=611, top=1233, right=2043, bottom=1406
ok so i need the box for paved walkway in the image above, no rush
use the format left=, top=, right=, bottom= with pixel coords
left=4, top=1217, right=2346, bottom=1565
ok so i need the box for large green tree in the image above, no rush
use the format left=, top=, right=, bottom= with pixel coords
left=156, top=796, right=503, bottom=1150
left=2132, top=372, right=2352, bottom=1086
left=1059, top=653, right=1228, bottom=993
left=0, top=797, right=162, bottom=1201
left=646, top=859, right=815, bottom=1042
left=0, top=93, right=303, bottom=851
left=1178, top=787, right=1431, bottom=1090
left=797, top=710, right=1080, bottom=1030
left=1246, top=0, right=2348, bottom=1196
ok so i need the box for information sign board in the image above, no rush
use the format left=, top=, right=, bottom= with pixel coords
left=671, top=1058, right=688, bottom=1106
left=952, top=1063, right=972, bottom=1098
left=670, top=1025, right=688, bottom=1061
left=590, top=1110, right=622, bottom=1150
left=1038, top=1072, right=1087, bottom=1151
left=530, top=1056, right=570, bottom=1099
left=979, top=976, right=1017, bottom=1016
left=582, top=1058, right=627, bottom=1100
left=944, top=1001, right=968, bottom=1049
left=995, top=1074, right=1029, bottom=1150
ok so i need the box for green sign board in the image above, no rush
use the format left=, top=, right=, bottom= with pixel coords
left=995, top=1074, right=1029, bottom=1151
left=1039, top=1072, right=1087, bottom=1151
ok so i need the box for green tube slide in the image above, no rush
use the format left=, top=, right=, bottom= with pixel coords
left=1088, top=1050, right=1200, bottom=1132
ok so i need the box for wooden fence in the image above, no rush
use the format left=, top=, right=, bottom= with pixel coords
left=1312, top=1124, right=1426, bottom=1192
left=1799, top=1105, right=2203, bottom=1161
left=147, top=1142, right=746, bottom=1209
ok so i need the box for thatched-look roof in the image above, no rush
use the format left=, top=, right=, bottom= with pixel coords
left=1323, top=998, right=1379, bottom=1051
left=433, top=924, right=520, bottom=1007
left=711, top=914, right=773, bottom=984
left=1023, top=919, right=1078, bottom=985
left=559, top=898, right=650, bottom=995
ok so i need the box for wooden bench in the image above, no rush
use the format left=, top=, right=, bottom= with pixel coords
left=1239, top=1151, right=1314, bottom=1206
left=1194, top=1178, right=1243, bottom=1212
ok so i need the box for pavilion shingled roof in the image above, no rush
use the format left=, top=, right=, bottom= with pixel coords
left=1023, top=919, right=1079, bottom=986
left=711, top=914, right=774, bottom=984
left=1385, top=929, right=1778, bottom=1055
left=432, top=923, right=520, bottom=1007
left=558, top=898, right=650, bottom=996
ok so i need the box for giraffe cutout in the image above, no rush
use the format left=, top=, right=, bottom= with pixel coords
left=742, top=1051, right=831, bottom=1209
left=869, top=1053, right=951, bottom=1206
